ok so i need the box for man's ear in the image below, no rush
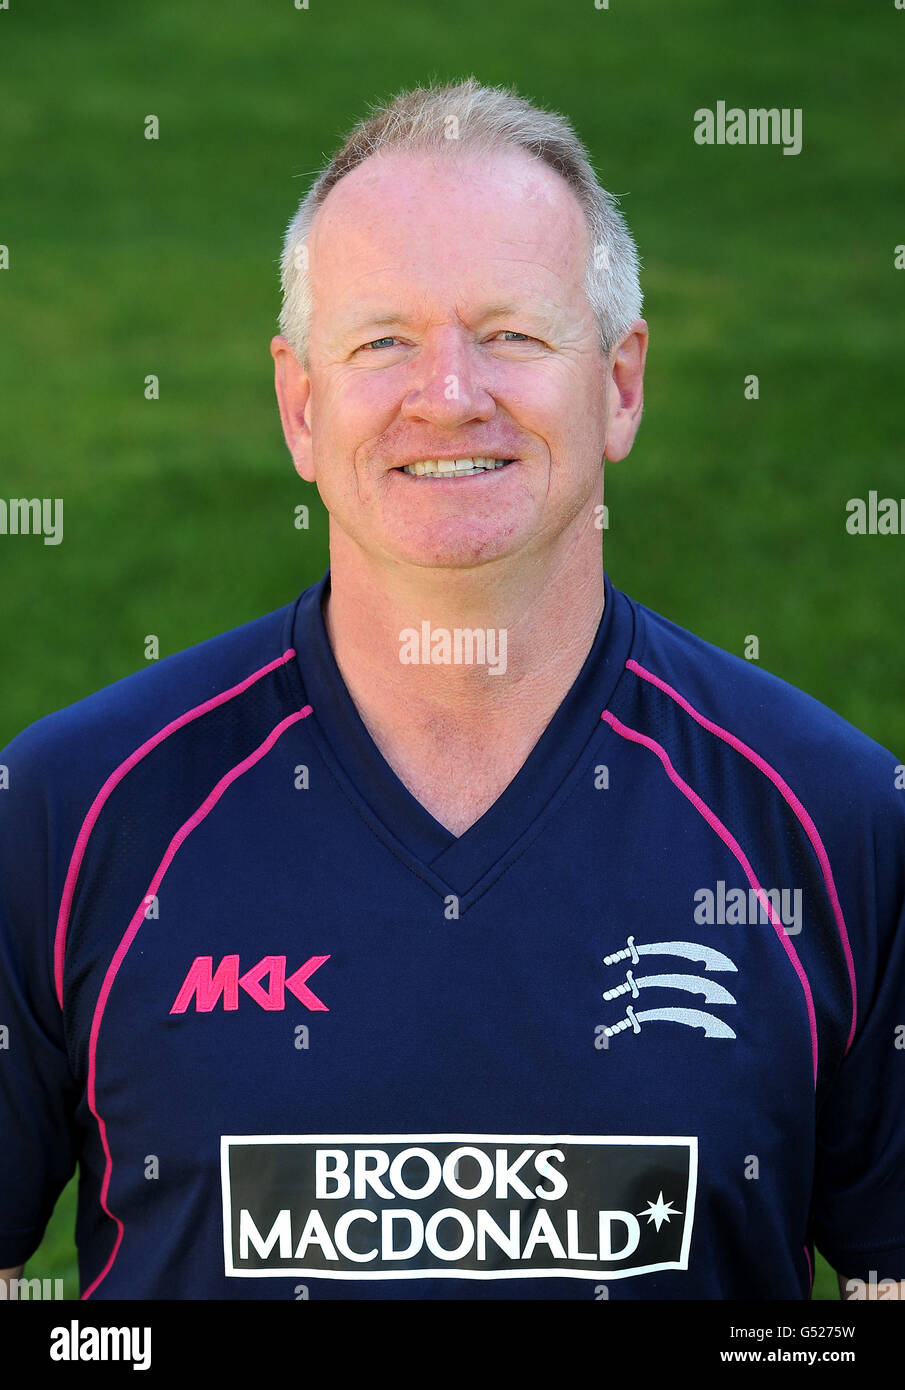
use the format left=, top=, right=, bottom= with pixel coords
left=603, top=320, right=648, bottom=463
left=270, top=335, right=315, bottom=483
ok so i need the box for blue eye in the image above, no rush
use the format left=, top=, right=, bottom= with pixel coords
left=498, top=331, right=531, bottom=342
left=364, top=337, right=398, bottom=350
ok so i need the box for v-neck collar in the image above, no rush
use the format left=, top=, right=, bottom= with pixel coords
left=289, top=568, right=635, bottom=897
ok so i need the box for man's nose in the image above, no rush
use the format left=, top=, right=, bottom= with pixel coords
left=399, top=328, right=496, bottom=426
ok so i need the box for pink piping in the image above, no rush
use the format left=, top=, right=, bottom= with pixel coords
left=80, top=704, right=312, bottom=1300
left=53, top=649, right=297, bottom=1007
left=601, top=709, right=819, bottom=1088
left=803, top=1243, right=814, bottom=1289
left=625, top=658, right=857, bottom=1051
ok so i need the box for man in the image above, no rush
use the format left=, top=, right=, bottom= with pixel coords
left=1, top=78, right=903, bottom=1301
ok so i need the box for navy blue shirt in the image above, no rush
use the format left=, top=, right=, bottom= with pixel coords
left=1, top=570, right=904, bottom=1299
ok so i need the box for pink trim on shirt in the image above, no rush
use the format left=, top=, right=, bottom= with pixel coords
left=625, top=658, right=857, bottom=1051
left=53, top=649, right=298, bottom=1007
left=80, top=704, right=312, bottom=1300
left=601, top=709, right=819, bottom=1088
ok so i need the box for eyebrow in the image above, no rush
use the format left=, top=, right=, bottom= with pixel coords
left=340, top=302, right=559, bottom=339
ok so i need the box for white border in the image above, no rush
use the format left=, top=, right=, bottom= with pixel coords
left=221, top=1133, right=698, bottom=1281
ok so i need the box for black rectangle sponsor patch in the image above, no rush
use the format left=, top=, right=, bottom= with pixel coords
left=222, top=1134, right=697, bottom=1280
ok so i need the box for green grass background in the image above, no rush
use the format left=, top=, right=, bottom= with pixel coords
left=2, top=0, right=903, bottom=1301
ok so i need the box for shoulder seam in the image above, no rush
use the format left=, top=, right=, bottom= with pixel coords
left=624, top=657, right=858, bottom=1052
left=52, top=648, right=297, bottom=1008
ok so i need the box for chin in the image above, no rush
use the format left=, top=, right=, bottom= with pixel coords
left=382, top=520, right=529, bottom=571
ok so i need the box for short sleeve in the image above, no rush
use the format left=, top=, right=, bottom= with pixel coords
left=811, top=778, right=905, bottom=1282
left=0, top=730, right=80, bottom=1266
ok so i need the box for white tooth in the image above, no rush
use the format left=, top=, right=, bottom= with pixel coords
left=402, top=456, right=516, bottom=477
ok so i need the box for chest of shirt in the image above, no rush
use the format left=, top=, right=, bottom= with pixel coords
left=62, top=741, right=829, bottom=1140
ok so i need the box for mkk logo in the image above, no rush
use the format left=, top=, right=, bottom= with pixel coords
left=170, top=955, right=330, bottom=1014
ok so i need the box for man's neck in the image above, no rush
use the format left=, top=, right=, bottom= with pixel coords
left=321, top=522, right=606, bottom=835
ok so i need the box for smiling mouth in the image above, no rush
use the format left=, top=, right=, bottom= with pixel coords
left=398, top=457, right=516, bottom=478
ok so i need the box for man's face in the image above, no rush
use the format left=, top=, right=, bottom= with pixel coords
left=272, top=145, right=646, bottom=572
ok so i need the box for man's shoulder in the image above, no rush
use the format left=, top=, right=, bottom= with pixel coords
left=624, top=593, right=904, bottom=832
left=1, top=598, right=300, bottom=796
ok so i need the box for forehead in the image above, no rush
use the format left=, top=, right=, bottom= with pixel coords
left=306, top=146, right=591, bottom=326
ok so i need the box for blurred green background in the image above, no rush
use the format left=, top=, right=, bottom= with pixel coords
left=2, top=0, right=903, bottom=1302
